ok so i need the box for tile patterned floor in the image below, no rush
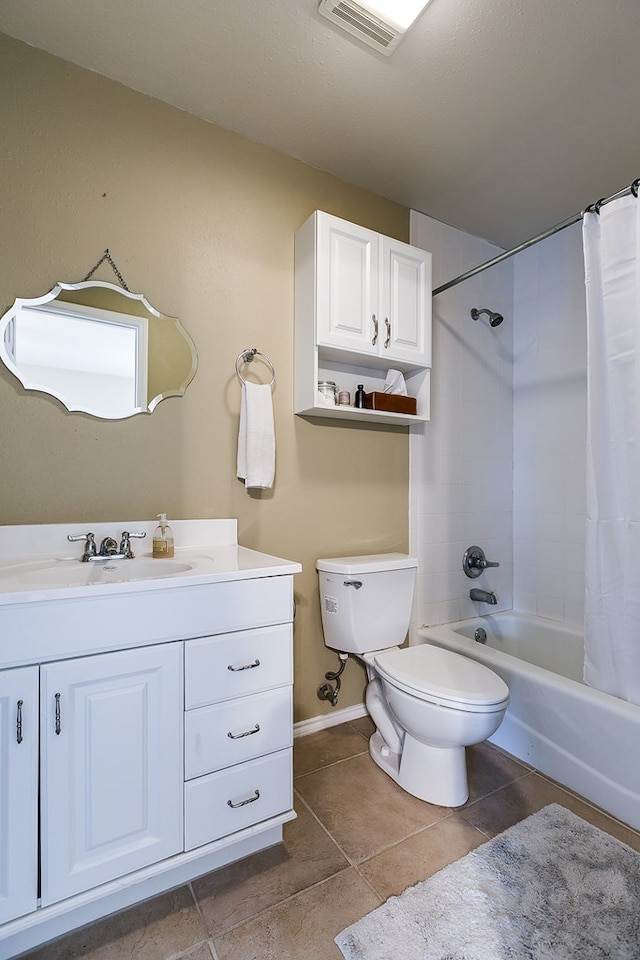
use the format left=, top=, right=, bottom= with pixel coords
left=18, top=717, right=640, bottom=960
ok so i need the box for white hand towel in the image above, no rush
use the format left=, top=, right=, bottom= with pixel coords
left=237, top=382, right=275, bottom=489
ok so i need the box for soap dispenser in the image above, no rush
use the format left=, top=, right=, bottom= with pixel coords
left=152, top=514, right=175, bottom=558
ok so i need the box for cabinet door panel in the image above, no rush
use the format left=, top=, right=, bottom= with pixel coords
left=381, top=238, right=431, bottom=365
left=0, top=667, right=38, bottom=925
left=40, top=643, right=183, bottom=906
left=316, top=215, right=379, bottom=355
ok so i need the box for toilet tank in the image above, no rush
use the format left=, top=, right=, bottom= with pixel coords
left=316, top=553, right=418, bottom=655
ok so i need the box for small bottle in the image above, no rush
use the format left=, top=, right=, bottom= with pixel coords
left=354, top=384, right=366, bottom=408
left=152, top=514, right=175, bottom=558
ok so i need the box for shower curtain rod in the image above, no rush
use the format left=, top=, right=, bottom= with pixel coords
left=432, top=177, right=640, bottom=297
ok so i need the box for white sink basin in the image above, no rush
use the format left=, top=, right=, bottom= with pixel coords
left=0, top=556, right=194, bottom=590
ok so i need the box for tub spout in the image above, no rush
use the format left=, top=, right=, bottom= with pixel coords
left=470, top=588, right=497, bottom=605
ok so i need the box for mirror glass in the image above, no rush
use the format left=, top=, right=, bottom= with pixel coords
left=0, top=280, right=197, bottom=419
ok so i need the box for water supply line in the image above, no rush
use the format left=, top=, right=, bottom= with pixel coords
left=317, top=652, right=349, bottom=706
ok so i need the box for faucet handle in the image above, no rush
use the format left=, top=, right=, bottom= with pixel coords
left=67, top=532, right=97, bottom=561
left=463, top=545, right=500, bottom=579
left=120, top=530, right=146, bottom=559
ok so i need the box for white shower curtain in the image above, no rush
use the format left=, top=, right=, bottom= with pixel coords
left=583, top=192, right=640, bottom=705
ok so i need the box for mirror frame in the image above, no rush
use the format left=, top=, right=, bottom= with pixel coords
left=0, top=280, right=198, bottom=419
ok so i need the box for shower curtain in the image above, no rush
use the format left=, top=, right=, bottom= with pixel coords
left=583, top=192, right=640, bottom=705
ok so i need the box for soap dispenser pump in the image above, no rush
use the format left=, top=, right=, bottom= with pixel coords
left=152, top=514, right=175, bottom=559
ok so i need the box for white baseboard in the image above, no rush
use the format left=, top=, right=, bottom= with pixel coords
left=294, top=702, right=368, bottom=738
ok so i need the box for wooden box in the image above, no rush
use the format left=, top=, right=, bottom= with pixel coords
left=363, top=392, right=417, bottom=415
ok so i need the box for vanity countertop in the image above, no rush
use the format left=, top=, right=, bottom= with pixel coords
left=0, top=519, right=301, bottom=606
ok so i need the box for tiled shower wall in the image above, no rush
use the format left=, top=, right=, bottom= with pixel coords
left=409, top=211, right=514, bottom=629
left=512, top=223, right=587, bottom=625
left=409, top=212, right=587, bottom=630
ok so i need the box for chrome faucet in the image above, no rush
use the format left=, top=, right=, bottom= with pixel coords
left=470, top=588, right=497, bottom=605
left=99, top=536, right=119, bottom=557
left=67, top=530, right=146, bottom=562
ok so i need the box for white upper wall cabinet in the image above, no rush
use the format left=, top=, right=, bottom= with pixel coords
left=295, top=211, right=432, bottom=425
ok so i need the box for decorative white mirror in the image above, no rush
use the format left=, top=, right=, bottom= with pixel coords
left=0, top=278, right=197, bottom=419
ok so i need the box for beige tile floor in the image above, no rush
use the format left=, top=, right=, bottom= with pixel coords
left=18, top=716, right=640, bottom=960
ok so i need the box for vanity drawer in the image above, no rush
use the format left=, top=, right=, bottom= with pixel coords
left=184, top=686, right=292, bottom=780
left=184, top=624, right=292, bottom=708
left=184, top=748, right=292, bottom=850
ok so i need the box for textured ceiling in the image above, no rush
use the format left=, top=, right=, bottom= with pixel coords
left=2, top=0, right=639, bottom=249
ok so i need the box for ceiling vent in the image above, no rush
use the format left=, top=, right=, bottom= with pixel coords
left=318, top=0, right=405, bottom=56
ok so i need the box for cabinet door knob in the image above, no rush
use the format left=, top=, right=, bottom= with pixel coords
left=16, top=699, right=23, bottom=744
left=371, top=314, right=378, bottom=346
left=384, top=317, right=391, bottom=348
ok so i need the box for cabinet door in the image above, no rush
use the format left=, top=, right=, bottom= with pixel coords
left=0, top=667, right=38, bottom=925
left=316, top=213, right=379, bottom=357
left=40, top=643, right=183, bottom=906
left=380, top=237, right=431, bottom=365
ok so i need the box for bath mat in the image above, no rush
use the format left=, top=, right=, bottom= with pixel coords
left=336, top=804, right=640, bottom=959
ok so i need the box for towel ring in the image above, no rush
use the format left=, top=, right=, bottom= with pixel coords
left=235, top=348, right=276, bottom=388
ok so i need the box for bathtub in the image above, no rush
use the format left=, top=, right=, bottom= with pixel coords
left=418, top=612, right=640, bottom=832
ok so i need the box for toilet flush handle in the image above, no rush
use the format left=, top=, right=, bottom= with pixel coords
left=343, top=580, right=363, bottom=589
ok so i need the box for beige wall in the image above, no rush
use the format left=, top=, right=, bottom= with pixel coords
left=0, top=33, right=410, bottom=722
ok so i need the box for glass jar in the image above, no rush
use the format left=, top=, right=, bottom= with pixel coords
left=317, top=380, right=338, bottom=405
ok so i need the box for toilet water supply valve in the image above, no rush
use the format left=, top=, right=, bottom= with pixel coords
left=317, top=652, right=349, bottom=706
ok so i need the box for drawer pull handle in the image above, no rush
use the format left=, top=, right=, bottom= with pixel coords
left=227, top=659, right=261, bottom=672
left=227, top=789, right=260, bottom=809
left=227, top=723, right=261, bottom=740
left=16, top=699, right=23, bottom=744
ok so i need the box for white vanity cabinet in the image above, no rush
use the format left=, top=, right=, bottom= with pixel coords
left=0, top=518, right=300, bottom=959
left=0, top=667, right=38, bottom=926
left=40, top=643, right=183, bottom=906
left=295, top=210, right=432, bottom=424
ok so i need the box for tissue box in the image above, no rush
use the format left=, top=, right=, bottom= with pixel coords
left=363, top=392, right=417, bottom=415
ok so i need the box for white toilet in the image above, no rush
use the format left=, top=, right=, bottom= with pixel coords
left=316, top=553, right=510, bottom=807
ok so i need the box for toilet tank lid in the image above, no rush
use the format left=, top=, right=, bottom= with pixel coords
left=316, top=553, right=418, bottom=575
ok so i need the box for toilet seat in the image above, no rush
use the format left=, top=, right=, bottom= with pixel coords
left=372, top=644, right=509, bottom=714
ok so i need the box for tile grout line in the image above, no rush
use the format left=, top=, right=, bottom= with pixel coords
left=184, top=882, right=220, bottom=960
left=294, top=748, right=369, bottom=782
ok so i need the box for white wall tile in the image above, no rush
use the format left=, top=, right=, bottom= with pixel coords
left=410, top=211, right=513, bottom=625
left=411, top=209, right=587, bottom=630
left=513, top=224, right=587, bottom=626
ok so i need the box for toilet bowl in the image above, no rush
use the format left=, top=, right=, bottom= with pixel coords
left=317, top=553, right=509, bottom=806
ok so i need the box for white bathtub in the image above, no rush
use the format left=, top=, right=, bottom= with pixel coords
left=418, top=612, right=640, bottom=831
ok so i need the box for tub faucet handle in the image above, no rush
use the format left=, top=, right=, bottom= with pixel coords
left=463, top=545, right=500, bottom=579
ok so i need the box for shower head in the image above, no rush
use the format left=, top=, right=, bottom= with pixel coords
left=471, top=307, right=504, bottom=327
